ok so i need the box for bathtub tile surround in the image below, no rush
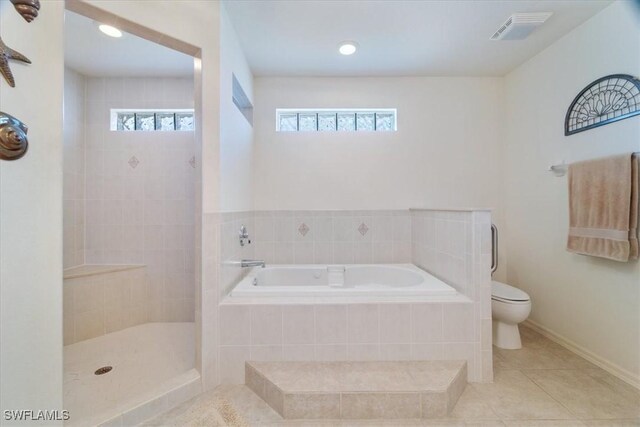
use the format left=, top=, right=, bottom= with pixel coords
left=217, top=210, right=411, bottom=298
left=412, top=208, right=493, bottom=382
left=218, top=300, right=484, bottom=384
left=198, top=213, right=219, bottom=390
left=218, top=212, right=255, bottom=297
left=63, top=265, right=148, bottom=345
left=250, top=210, right=412, bottom=265
left=216, top=208, right=492, bottom=385
left=245, top=360, right=467, bottom=419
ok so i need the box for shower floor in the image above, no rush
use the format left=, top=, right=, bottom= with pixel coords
left=64, top=322, right=197, bottom=427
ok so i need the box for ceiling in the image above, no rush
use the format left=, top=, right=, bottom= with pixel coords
left=64, top=11, right=193, bottom=77
left=223, top=0, right=612, bottom=77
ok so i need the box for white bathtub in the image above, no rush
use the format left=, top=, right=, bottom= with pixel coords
left=230, top=264, right=457, bottom=297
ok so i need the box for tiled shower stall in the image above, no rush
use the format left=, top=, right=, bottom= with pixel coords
left=63, top=71, right=196, bottom=346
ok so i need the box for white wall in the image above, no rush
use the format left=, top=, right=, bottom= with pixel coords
left=0, top=0, right=65, bottom=421
left=253, top=77, right=505, bottom=211
left=504, top=0, right=640, bottom=386
left=219, top=4, right=254, bottom=212
left=63, top=68, right=86, bottom=269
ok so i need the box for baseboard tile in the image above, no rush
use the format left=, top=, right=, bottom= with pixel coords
left=522, top=319, right=640, bottom=391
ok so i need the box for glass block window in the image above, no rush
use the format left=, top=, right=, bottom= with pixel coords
left=337, top=113, right=356, bottom=131
left=298, top=113, right=318, bottom=132
left=375, top=112, right=395, bottom=131
left=117, top=113, right=135, bottom=131
left=136, top=113, right=155, bottom=131
left=276, top=109, right=396, bottom=132
left=279, top=113, right=298, bottom=132
left=156, top=113, right=175, bottom=131
left=318, top=113, right=337, bottom=131
left=110, top=109, right=195, bottom=131
left=176, top=112, right=195, bottom=131
left=356, top=113, right=375, bottom=131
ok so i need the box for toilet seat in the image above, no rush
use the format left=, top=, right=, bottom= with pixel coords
left=491, top=281, right=530, bottom=303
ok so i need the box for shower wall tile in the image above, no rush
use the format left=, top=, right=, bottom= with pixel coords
left=63, top=267, right=148, bottom=344
left=63, top=68, right=86, bottom=269
left=83, top=76, right=196, bottom=323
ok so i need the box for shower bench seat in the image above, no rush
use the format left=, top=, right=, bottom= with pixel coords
left=63, top=263, right=145, bottom=279
left=63, top=264, right=148, bottom=344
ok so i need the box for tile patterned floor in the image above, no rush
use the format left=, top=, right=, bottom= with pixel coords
left=143, top=326, right=640, bottom=426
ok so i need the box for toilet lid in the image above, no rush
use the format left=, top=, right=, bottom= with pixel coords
left=491, top=281, right=530, bottom=302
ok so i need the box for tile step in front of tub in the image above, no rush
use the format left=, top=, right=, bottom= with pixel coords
left=245, top=360, right=467, bottom=420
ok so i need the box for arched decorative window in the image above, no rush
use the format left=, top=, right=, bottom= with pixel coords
left=565, top=74, right=640, bottom=136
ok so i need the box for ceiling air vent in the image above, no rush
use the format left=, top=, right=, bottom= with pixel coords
left=490, top=12, right=552, bottom=41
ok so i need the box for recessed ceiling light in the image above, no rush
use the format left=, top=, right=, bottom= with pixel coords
left=98, top=23, right=123, bottom=38
left=338, top=41, right=358, bottom=56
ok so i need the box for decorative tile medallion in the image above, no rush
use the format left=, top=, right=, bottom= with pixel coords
left=128, top=156, right=139, bottom=169
left=298, top=223, right=310, bottom=236
left=358, top=223, right=369, bottom=236
left=189, top=156, right=196, bottom=169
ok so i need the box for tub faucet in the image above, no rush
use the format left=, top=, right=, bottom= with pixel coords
left=240, top=259, right=265, bottom=268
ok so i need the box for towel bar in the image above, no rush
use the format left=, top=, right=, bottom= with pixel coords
left=549, top=152, right=639, bottom=177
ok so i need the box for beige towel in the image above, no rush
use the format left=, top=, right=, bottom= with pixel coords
left=567, top=153, right=639, bottom=262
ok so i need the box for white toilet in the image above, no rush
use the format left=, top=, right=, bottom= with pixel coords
left=491, top=281, right=531, bottom=350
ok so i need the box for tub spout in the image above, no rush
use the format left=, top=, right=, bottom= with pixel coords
left=240, top=259, right=265, bottom=268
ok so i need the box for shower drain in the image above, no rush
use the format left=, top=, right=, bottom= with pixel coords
left=94, top=366, right=113, bottom=375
